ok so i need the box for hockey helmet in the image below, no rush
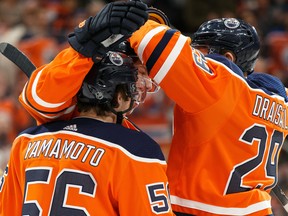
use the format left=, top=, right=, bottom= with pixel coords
left=77, top=51, right=139, bottom=112
left=192, top=18, right=260, bottom=73
left=114, top=41, right=137, bottom=58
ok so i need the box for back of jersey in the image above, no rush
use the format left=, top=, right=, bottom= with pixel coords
left=129, top=21, right=288, bottom=215
left=0, top=117, right=173, bottom=215
left=166, top=56, right=288, bottom=215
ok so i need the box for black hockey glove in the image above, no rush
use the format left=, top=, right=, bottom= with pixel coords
left=68, top=0, right=148, bottom=62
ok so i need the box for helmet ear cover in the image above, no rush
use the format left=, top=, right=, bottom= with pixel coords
left=192, top=18, right=260, bottom=74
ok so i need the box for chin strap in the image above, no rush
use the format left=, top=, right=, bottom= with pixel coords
left=111, top=99, right=136, bottom=124
left=116, top=112, right=124, bottom=124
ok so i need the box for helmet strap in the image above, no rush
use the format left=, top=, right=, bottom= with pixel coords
left=116, top=112, right=124, bottom=124
left=110, top=99, right=135, bottom=124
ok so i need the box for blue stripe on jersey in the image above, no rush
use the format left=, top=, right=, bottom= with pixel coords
left=20, top=118, right=166, bottom=161
left=146, top=29, right=177, bottom=72
left=206, top=54, right=245, bottom=78
left=206, top=53, right=288, bottom=101
left=247, top=72, right=288, bottom=102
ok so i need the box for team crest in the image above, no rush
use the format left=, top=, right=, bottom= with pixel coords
left=109, top=52, right=124, bottom=66
left=224, top=18, right=240, bottom=29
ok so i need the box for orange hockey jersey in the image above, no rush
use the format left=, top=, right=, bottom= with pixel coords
left=0, top=117, right=173, bottom=215
left=129, top=20, right=288, bottom=215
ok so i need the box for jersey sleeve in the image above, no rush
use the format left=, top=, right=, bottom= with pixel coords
left=129, top=20, right=241, bottom=113
left=19, top=47, right=94, bottom=125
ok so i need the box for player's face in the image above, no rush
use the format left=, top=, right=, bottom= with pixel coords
left=133, top=59, right=159, bottom=104
left=125, top=59, right=159, bottom=115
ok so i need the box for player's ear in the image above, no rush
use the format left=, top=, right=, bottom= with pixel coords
left=114, top=90, right=127, bottom=110
left=223, top=51, right=236, bottom=62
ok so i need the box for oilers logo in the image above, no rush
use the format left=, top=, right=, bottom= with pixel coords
left=224, top=18, right=240, bottom=29
left=108, top=52, right=124, bottom=66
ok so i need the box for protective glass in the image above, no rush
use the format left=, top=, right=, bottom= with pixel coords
left=135, top=74, right=160, bottom=104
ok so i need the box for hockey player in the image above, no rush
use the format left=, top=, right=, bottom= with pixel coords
left=0, top=50, right=173, bottom=216
left=0, top=1, right=174, bottom=215
left=126, top=16, right=288, bottom=216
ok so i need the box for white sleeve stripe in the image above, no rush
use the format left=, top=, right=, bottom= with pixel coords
left=32, top=68, right=66, bottom=108
left=23, top=77, right=76, bottom=119
left=171, top=195, right=271, bottom=215
left=21, top=81, right=28, bottom=103
left=23, top=83, right=75, bottom=119
left=137, top=26, right=168, bottom=61
left=154, top=34, right=188, bottom=84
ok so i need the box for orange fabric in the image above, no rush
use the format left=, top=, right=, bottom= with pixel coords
left=0, top=118, right=173, bottom=215
left=0, top=98, right=33, bottom=144
left=129, top=20, right=288, bottom=215
left=19, top=47, right=93, bottom=125
left=0, top=99, right=16, bottom=143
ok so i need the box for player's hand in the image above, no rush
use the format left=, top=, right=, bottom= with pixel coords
left=68, top=0, right=148, bottom=62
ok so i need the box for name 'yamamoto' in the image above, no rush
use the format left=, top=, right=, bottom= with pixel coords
left=24, top=138, right=105, bottom=167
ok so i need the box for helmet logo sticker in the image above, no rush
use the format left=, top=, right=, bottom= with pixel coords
left=109, top=52, right=124, bottom=66
left=95, top=91, right=104, bottom=100
left=130, top=83, right=137, bottom=93
left=224, top=18, right=240, bottom=29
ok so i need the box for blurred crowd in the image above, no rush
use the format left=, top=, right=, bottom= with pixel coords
left=0, top=0, right=288, bottom=214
